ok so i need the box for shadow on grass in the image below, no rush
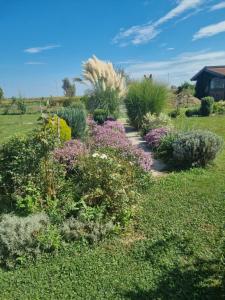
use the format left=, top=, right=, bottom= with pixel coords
left=124, top=236, right=225, bottom=300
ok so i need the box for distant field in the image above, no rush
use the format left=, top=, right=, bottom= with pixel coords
left=0, top=114, right=39, bottom=143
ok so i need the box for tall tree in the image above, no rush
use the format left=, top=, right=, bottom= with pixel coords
left=62, top=78, right=75, bottom=97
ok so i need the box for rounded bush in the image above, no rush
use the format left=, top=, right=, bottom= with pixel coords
left=172, top=130, right=223, bottom=167
left=93, top=109, right=108, bottom=124
left=200, top=97, right=214, bottom=116
left=157, top=130, right=223, bottom=168
left=46, top=115, right=71, bottom=143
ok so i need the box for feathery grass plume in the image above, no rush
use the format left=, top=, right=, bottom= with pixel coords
left=82, top=55, right=126, bottom=97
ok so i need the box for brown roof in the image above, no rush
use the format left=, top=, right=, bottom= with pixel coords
left=207, top=66, right=225, bottom=76
left=191, top=66, right=225, bottom=81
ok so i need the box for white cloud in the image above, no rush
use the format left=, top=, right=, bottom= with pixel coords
left=24, top=44, right=61, bottom=54
left=25, top=61, right=46, bottom=65
left=193, top=20, right=225, bottom=40
left=167, top=47, right=175, bottom=51
left=122, top=50, right=225, bottom=85
left=113, top=0, right=203, bottom=46
left=210, top=1, right=225, bottom=11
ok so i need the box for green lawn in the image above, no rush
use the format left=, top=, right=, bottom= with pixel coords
left=0, top=115, right=224, bottom=299
left=0, top=114, right=39, bottom=143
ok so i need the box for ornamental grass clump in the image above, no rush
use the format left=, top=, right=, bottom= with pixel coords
left=145, top=127, right=170, bottom=150
left=125, top=79, right=169, bottom=129
left=89, top=120, right=152, bottom=171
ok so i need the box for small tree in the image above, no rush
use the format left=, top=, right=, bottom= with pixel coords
left=62, top=78, right=76, bottom=97
left=0, top=87, right=4, bottom=100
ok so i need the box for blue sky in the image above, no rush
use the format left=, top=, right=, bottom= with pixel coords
left=1, top=0, right=225, bottom=97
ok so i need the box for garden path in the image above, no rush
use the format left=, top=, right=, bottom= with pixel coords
left=122, top=122, right=167, bottom=177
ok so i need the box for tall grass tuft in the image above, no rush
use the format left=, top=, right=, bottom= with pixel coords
left=125, top=79, right=169, bottom=129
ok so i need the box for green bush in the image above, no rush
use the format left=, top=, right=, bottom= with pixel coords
left=185, top=108, right=199, bottom=117
left=168, top=109, right=181, bottom=119
left=125, top=79, right=168, bottom=129
left=62, top=217, right=114, bottom=244
left=86, top=86, right=120, bottom=119
left=200, top=97, right=214, bottom=116
left=141, top=112, right=172, bottom=136
left=156, top=133, right=178, bottom=163
left=157, top=131, right=223, bottom=168
left=57, top=102, right=87, bottom=138
left=0, top=213, right=49, bottom=268
left=72, top=151, right=138, bottom=226
left=93, top=109, right=108, bottom=124
left=45, top=115, right=71, bottom=143
left=63, top=97, right=73, bottom=107
left=213, top=101, right=225, bottom=115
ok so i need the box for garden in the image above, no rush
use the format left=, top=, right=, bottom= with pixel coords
left=0, top=56, right=224, bottom=299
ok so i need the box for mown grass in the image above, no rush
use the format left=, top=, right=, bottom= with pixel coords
left=0, top=114, right=39, bottom=143
left=0, top=114, right=224, bottom=299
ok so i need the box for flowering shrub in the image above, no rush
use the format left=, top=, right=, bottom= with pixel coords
left=141, top=113, right=172, bottom=136
left=54, top=140, right=89, bottom=169
left=89, top=120, right=152, bottom=171
left=72, top=152, right=138, bottom=225
left=145, top=127, right=170, bottom=150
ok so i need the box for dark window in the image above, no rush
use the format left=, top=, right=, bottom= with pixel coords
left=210, top=78, right=225, bottom=89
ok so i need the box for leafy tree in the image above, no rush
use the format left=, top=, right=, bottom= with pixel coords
left=0, top=87, right=4, bottom=100
left=62, top=78, right=76, bottom=97
left=177, top=82, right=195, bottom=96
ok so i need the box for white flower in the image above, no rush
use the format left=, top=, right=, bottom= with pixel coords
left=100, top=154, right=108, bottom=159
left=92, top=153, right=99, bottom=158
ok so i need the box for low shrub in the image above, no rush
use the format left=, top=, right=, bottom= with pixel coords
left=62, top=217, right=114, bottom=244
left=156, top=133, right=178, bottom=163
left=172, top=130, right=223, bottom=168
left=93, top=109, right=108, bottom=124
left=157, top=130, right=223, bottom=168
left=0, top=213, right=50, bottom=268
left=45, top=115, right=71, bottom=143
left=145, top=127, right=170, bottom=150
left=89, top=120, right=152, bottom=171
left=57, top=102, right=87, bottom=138
left=125, top=79, right=169, bottom=129
left=185, top=108, right=199, bottom=117
left=141, top=113, right=172, bottom=136
left=213, top=101, right=225, bottom=115
left=200, top=97, right=214, bottom=116
left=168, top=109, right=181, bottom=118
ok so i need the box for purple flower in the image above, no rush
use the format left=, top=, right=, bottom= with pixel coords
left=145, top=127, right=170, bottom=149
left=54, top=140, right=88, bottom=169
left=89, top=119, right=152, bottom=171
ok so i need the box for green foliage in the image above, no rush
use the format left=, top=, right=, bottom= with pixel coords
left=213, top=101, right=225, bottom=115
left=45, top=115, right=71, bottom=143
left=0, top=213, right=49, bottom=268
left=63, top=97, right=73, bottom=107
left=168, top=108, right=181, bottom=119
left=16, top=99, right=27, bottom=115
left=72, top=152, right=138, bottom=226
left=93, top=108, right=108, bottom=124
left=141, top=112, right=172, bottom=136
left=62, top=78, right=76, bottom=97
left=62, top=217, right=114, bottom=244
left=177, top=82, right=195, bottom=96
left=200, top=97, right=214, bottom=116
left=57, top=103, right=87, bottom=138
left=185, top=108, right=199, bottom=117
left=86, top=85, right=120, bottom=118
left=125, top=79, right=168, bottom=129
left=0, top=87, right=3, bottom=100
left=158, top=130, right=223, bottom=168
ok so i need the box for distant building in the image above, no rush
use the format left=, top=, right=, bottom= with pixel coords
left=191, top=66, right=225, bottom=100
